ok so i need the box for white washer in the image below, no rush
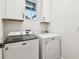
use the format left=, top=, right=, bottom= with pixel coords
left=36, top=33, right=61, bottom=59
left=0, top=31, right=39, bottom=59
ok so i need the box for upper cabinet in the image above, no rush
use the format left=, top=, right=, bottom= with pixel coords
left=3, top=0, right=38, bottom=20
left=4, top=0, right=25, bottom=20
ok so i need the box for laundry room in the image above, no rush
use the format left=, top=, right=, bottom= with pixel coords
left=0, top=0, right=79, bottom=59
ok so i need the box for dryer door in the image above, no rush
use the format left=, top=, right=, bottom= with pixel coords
left=45, top=38, right=61, bottom=59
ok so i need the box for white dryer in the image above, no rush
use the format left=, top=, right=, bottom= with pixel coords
left=36, top=33, right=61, bottom=59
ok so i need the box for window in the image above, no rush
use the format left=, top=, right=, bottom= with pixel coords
left=25, top=0, right=36, bottom=20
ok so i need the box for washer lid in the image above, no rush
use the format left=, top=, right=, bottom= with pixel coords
left=36, top=33, right=60, bottom=39
left=4, top=34, right=38, bottom=44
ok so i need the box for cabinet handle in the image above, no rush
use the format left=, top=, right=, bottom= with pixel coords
left=22, top=43, right=27, bottom=45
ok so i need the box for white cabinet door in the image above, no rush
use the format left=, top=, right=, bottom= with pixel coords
left=6, top=0, right=25, bottom=19
left=45, top=38, right=61, bottom=59
left=4, top=39, right=39, bottom=59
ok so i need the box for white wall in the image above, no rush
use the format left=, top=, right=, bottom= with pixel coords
left=3, top=20, right=23, bottom=39
left=49, top=0, right=79, bottom=59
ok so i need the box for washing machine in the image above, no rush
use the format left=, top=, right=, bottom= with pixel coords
left=0, top=31, right=39, bottom=59
left=36, top=33, right=61, bottom=59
